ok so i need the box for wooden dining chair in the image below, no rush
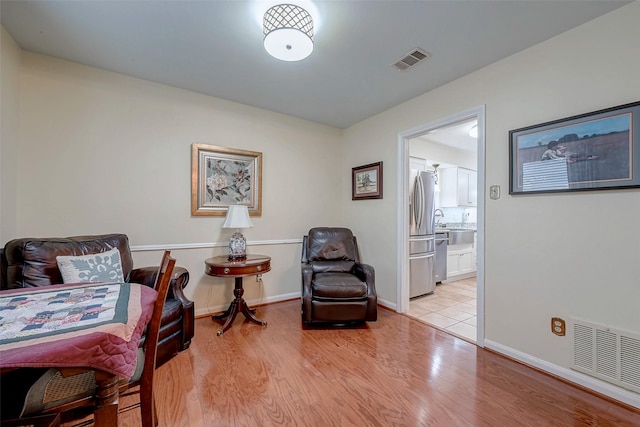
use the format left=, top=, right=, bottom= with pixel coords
left=1, top=251, right=176, bottom=427
left=118, top=250, right=175, bottom=426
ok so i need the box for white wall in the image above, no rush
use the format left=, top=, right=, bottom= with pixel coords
left=12, top=51, right=344, bottom=315
left=342, top=2, right=640, bottom=406
left=0, top=27, right=21, bottom=242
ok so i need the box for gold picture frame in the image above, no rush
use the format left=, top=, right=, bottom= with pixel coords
left=191, top=144, right=262, bottom=216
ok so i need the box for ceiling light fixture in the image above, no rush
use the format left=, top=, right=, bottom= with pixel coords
left=263, top=4, right=314, bottom=61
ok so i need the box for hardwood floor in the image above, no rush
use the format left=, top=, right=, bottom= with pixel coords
left=110, top=300, right=639, bottom=427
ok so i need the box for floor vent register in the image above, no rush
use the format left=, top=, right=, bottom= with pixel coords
left=570, top=318, right=640, bottom=393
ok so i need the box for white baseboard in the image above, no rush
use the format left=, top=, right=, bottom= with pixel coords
left=484, top=339, right=640, bottom=409
left=442, top=272, right=476, bottom=283
left=378, top=298, right=396, bottom=311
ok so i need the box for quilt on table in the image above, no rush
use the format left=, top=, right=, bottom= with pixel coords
left=0, top=283, right=125, bottom=342
left=0, top=282, right=156, bottom=379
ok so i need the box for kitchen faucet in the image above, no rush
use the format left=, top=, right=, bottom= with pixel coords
left=434, top=209, right=444, bottom=226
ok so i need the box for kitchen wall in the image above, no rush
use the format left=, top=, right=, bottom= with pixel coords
left=438, top=207, right=477, bottom=228
left=342, top=2, right=640, bottom=407
left=409, top=136, right=477, bottom=227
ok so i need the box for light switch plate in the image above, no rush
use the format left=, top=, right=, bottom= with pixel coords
left=490, top=185, right=500, bottom=200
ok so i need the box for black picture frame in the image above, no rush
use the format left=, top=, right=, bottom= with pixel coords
left=352, top=162, right=383, bottom=200
left=509, top=101, right=640, bottom=195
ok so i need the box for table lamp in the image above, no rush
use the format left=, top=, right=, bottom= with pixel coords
left=222, top=205, right=253, bottom=260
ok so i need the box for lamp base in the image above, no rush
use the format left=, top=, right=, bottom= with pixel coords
left=228, top=231, right=247, bottom=261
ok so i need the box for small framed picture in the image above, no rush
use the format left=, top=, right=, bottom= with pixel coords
left=509, top=101, right=640, bottom=195
left=352, top=162, right=383, bottom=200
left=191, top=144, right=262, bottom=216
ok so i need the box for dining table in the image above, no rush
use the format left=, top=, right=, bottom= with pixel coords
left=0, top=281, right=157, bottom=426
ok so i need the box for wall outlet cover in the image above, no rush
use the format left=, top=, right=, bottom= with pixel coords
left=551, top=317, right=566, bottom=336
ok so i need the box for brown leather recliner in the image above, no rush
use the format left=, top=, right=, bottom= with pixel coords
left=0, top=233, right=194, bottom=367
left=301, top=227, right=377, bottom=324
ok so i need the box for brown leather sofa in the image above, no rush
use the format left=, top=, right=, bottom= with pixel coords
left=301, top=227, right=377, bottom=324
left=0, top=233, right=194, bottom=367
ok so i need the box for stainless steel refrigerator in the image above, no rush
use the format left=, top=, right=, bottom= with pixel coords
left=409, top=170, right=436, bottom=298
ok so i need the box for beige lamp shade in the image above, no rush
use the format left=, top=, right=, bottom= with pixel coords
left=222, top=205, right=253, bottom=260
left=222, top=205, right=253, bottom=229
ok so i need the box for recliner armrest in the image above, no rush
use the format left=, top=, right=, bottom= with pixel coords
left=352, top=263, right=375, bottom=286
left=354, top=262, right=377, bottom=321
left=301, top=263, right=313, bottom=292
left=301, top=262, right=314, bottom=323
left=129, top=266, right=190, bottom=303
left=129, top=265, right=194, bottom=351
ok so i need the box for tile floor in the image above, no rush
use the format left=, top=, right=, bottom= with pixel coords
left=407, top=277, right=477, bottom=343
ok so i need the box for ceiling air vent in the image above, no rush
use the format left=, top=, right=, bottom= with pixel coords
left=393, top=48, right=431, bottom=71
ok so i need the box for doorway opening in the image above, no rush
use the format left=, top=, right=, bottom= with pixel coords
left=396, top=106, right=485, bottom=346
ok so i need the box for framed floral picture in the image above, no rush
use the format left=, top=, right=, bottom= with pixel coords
left=191, top=144, right=262, bottom=216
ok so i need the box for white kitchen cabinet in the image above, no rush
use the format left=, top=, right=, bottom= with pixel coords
left=446, top=247, right=474, bottom=278
left=440, top=167, right=477, bottom=207
left=446, top=232, right=477, bottom=280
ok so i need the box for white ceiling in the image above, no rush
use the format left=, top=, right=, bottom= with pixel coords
left=0, top=0, right=630, bottom=129
left=418, top=118, right=478, bottom=153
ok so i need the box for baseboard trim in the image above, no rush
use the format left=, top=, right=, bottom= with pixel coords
left=442, top=272, right=476, bottom=283
left=484, top=339, right=640, bottom=410
left=378, top=298, right=396, bottom=311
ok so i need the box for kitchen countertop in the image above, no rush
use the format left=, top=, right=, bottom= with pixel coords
left=435, top=227, right=477, bottom=232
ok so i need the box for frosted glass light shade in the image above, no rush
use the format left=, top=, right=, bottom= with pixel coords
left=263, top=4, right=314, bottom=62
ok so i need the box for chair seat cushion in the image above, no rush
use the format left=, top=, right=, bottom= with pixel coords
left=312, top=273, right=367, bottom=300
left=22, top=368, right=96, bottom=416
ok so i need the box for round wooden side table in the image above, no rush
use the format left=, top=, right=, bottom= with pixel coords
left=204, top=254, right=271, bottom=336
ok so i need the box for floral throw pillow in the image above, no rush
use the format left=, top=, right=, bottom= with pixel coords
left=56, top=248, right=125, bottom=284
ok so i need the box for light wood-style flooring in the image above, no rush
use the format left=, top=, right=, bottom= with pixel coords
left=108, top=300, right=639, bottom=426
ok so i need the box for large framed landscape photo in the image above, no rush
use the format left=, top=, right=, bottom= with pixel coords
left=191, top=144, right=262, bottom=216
left=509, top=101, right=640, bottom=195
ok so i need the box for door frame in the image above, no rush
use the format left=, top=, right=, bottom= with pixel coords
left=396, top=105, right=486, bottom=346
